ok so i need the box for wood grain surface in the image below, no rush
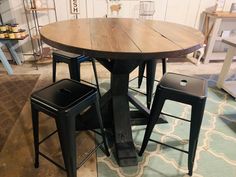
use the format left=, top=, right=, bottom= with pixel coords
left=40, top=18, right=204, bottom=60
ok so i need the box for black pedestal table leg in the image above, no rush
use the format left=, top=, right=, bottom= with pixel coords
left=111, top=73, right=137, bottom=166
left=96, top=59, right=142, bottom=166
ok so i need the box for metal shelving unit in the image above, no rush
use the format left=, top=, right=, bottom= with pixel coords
left=139, top=1, right=155, bottom=19
left=23, top=0, right=58, bottom=67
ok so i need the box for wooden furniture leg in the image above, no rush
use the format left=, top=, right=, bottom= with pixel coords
left=204, top=18, right=222, bottom=64
left=5, top=41, right=23, bottom=65
left=0, top=43, right=13, bottom=75
left=217, top=46, right=236, bottom=88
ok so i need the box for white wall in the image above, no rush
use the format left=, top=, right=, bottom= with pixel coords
left=0, top=0, right=14, bottom=24
left=90, top=0, right=217, bottom=28
left=2, top=0, right=235, bottom=53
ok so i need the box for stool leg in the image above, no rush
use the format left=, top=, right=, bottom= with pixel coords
left=188, top=100, right=206, bottom=176
left=52, top=57, right=57, bottom=82
left=68, top=59, right=80, bottom=81
left=146, top=60, right=157, bottom=109
left=91, top=58, right=101, bottom=98
left=138, top=62, right=146, bottom=88
left=55, top=115, right=76, bottom=177
left=94, top=96, right=110, bottom=156
left=31, top=104, right=39, bottom=168
left=162, top=58, right=167, bottom=75
left=139, top=88, right=165, bottom=156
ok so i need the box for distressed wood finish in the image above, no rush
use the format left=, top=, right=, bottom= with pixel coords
left=40, top=18, right=204, bottom=167
left=141, top=20, right=204, bottom=50
left=40, top=18, right=204, bottom=60
left=205, top=11, right=236, bottom=18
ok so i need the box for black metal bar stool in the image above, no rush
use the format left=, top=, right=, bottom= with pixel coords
left=139, top=72, right=207, bottom=176
left=31, top=79, right=110, bottom=177
left=52, top=50, right=101, bottom=97
left=130, top=58, right=167, bottom=109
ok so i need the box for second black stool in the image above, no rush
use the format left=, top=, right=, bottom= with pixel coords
left=52, top=50, right=101, bottom=96
left=31, top=79, right=110, bottom=177
left=139, top=73, right=207, bottom=176
left=130, top=58, right=167, bottom=109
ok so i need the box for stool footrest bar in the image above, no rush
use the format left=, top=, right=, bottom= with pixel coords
left=129, top=76, right=139, bottom=82
left=161, top=112, right=191, bottom=122
left=149, top=138, right=189, bottom=154
left=39, top=151, right=66, bottom=171
left=90, top=129, right=102, bottom=136
left=77, top=141, right=103, bottom=169
left=39, top=141, right=104, bottom=171
left=80, top=79, right=97, bottom=87
left=39, top=130, right=58, bottom=145
left=129, top=87, right=147, bottom=95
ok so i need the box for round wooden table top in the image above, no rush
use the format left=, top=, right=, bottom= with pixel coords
left=40, top=18, right=204, bottom=60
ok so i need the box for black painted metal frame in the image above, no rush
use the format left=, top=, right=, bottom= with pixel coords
left=36, top=129, right=106, bottom=171
left=136, top=58, right=167, bottom=108
left=52, top=52, right=101, bottom=97
left=75, top=58, right=167, bottom=167
left=139, top=73, right=207, bottom=176
left=31, top=79, right=110, bottom=177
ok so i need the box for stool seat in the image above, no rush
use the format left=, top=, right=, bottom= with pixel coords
left=32, top=79, right=96, bottom=110
left=160, top=73, right=207, bottom=98
left=53, top=50, right=90, bottom=62
left=52, top=50, right=101, bottom=97
left=53, top=50, right=81, bottom=59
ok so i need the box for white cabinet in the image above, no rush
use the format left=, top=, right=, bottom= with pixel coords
left=217, top=38, right=236, bottom=98
left=203, top=12, right=236, bottom=63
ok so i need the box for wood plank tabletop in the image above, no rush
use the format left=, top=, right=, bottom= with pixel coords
left=40, top=18, right=204, bottom=60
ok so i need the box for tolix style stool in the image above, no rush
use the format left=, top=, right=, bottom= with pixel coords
left=138, top=58, right=167, bottom=108
left=130, top=58, right=167, bottom=109
left=52, top=50, right=101, bottom=97
left=30, top=79, right=110, bottom=177
left=139, top=72, right=207, bottom=176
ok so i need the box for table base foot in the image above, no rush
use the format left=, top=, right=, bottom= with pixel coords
left=116, top=142, right=138, bottom=166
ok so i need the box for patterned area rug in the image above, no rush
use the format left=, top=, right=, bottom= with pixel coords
left=0, top=74, right=39, bottom=151
left=97, top=75, right=236, bottom=177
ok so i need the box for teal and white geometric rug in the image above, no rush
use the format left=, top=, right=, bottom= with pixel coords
left=97, top=75, right=236, bottom=177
